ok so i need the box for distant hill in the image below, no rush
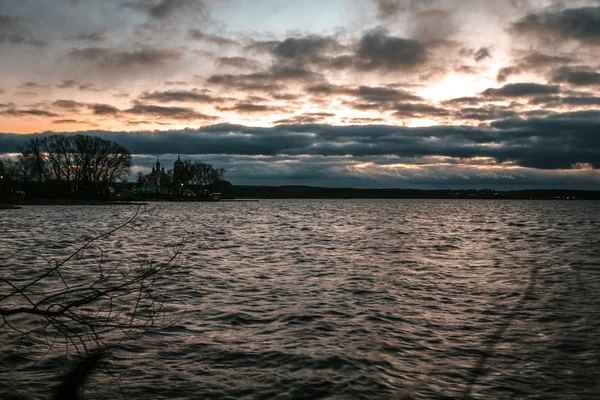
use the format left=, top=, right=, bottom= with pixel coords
left=228, top=186, right=600, bottom=200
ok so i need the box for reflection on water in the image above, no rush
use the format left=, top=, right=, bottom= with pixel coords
left=1, top=200, right=600, bottom=399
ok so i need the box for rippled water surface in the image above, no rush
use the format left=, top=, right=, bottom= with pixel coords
left=1, top=200, right=600, bottom=399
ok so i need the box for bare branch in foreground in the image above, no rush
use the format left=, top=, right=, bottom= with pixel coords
left=0, top=205, right=186, bottom=398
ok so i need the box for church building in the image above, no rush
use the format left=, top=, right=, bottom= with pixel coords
left=140, top=157, right=170, bottom=195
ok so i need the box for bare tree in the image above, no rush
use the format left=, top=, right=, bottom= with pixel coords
left=42, top=135, right=75, bottom=194
left=0, top=158, right=14, bottom=194
left=195, top=163, right=224, bottom=194
left=170, top=159, right=196, bottom=197
left=18, top=137, right=48, bottom=183
left=16, top=134, right=132, bottom=199
left=176, top=160, right=226, bottom=197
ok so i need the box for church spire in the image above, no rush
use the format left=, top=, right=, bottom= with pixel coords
left=174, top=148, right=183, bottom=169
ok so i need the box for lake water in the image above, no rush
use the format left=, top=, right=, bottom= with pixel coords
left=1, top=200, right=600, bottom=399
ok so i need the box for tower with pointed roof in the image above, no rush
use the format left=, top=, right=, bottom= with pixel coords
left=174, top=149, right=183, bottom=178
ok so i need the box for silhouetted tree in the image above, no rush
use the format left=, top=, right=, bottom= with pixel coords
left=171, top=160, right=226, bottom=197
left=166, top=159, right=224, bottom=197
left=169, top=159, right=195, bottom=197
left=0, top=158, right=12, bottom=194
left=196, top=163, right=225, bottom=195
left=16, top=134, right=132, bottom=199
left=18, top=137, right=47, bottom=183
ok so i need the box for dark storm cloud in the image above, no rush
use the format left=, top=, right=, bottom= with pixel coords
left=441, top=96, right=482, bottom=105
left=57, top=80, right=81, bottom=89
left=496, top=66, right=520, bottom=83
left=140, top=89, right=227, bottom=103
left=455, top=65, right=483, bottom=75
left=474, top=47, right=491, bottom=62
left=529, top=95, right=600, bottom=107
left=78, top=83, right=102, bottom=91
left=186, top=29, right=240, bottom=47
left=52, top=119, right=79, bottom=124
left=14, top=91, right=38, bottom=97
left=271, top=93, right=300, bottom=101
left=460, top=47, right=491, bottom=62
left=371, top=0, right=406, bottom=17
left=216, top=103, right=293, bottom=114
left=268, top=65, right=320, bottom=80
left=481, top=83, right=560, bottom=97
left=68, top=47, right=183, bottom=69
left=560, top=96, right=600, bottom=105
left=552, top=66, right=600, bottom=86
left=213, top=68, right=315, bottom=84
left=357, top=86, right=421, bottom=102
left=270, top=36, right=342, bottom=62
left=56, top=80, right=102, bottom=91
left=52, top=100, right=86, bottom=109
left=370, top=1, right=473, bottom=42
left=19, top=82, right=45, bottom=89
left=0, top=14, right=22, bottom=28
left=125, top=104, right=217, bottom=120
left=392, top=103, right=449, bottom=118
left=496, top=51, right=577, bottom=82
left=207, top=65, right=320, bottom=91
left=527, top=95, right=561, bottom=105
left=488, top=111, right=600, bottom=169
left=4, top=111, right=598, bottom=172
left=306, top=84, right=421, bottom=103
left=207, top=75, right=282, bottom=92
left=1, top=108, right=59, bottom=117
left=510, top=6, right=600, bottom=45
left=245, top=40, right=280, bottom=53
left=216, top=56, right=260, bottom=69
left=227, top=157, right=597, bottom=189
left=0, top=14, right=46, bottom=47
left=123, top=0, right=205, bottom=19
left=305, top=83, right=339, bottom=94
left=341, top=117, right=386, bottom=124
left=457, top=106, right=519, bottom=121
left=66, top=30, right=108, bottom=42
left=356, top=30, right=427, bottom=71
left=273, top=112, right=336, bottom=125
left=247, top=30, right=428, bottom=75
left=521, top=52, right=577, bottom=67
left=90, top=103, right=120, bottom=115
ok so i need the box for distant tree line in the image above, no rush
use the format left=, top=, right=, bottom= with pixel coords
left=1, top=134, right=131, bottom=199
left=228, top=186, right=600, bottom=200
left=1, top=134, right=230, bottom=200
left=170, top=159, right=226, bottom=198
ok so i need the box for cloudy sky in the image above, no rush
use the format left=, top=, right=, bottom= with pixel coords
left=1, top=0, right=599, bottom=188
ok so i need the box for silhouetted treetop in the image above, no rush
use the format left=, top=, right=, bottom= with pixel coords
left=16, top=134, right=131, bottom=199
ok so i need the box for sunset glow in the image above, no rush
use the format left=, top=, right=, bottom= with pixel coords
left=1, top=0, right=599, bottom=188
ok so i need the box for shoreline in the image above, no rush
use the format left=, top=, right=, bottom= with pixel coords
left=0, top=199, right=148, bottom=207
left=0, top=203, right=21, bottom=210
left=2, top=197, right=598, bottom=208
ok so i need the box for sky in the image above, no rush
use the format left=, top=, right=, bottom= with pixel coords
left=0, top=0, right=599, bottom=189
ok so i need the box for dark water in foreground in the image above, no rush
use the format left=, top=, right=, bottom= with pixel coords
left=1, top=200, right=600, bottom=399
